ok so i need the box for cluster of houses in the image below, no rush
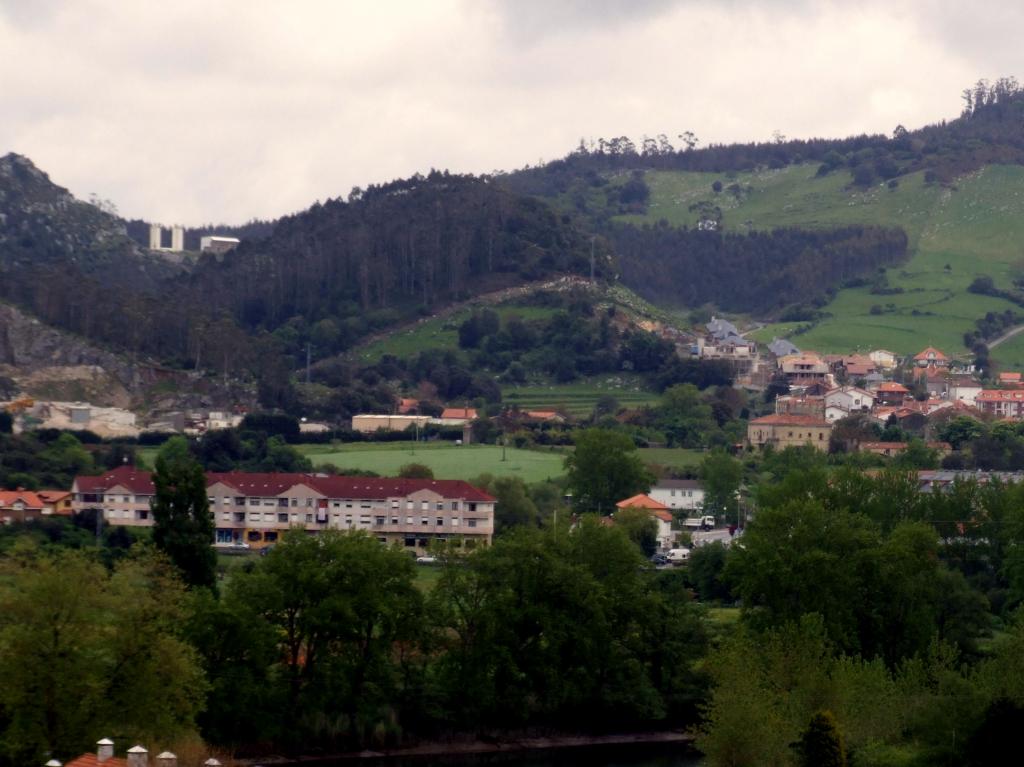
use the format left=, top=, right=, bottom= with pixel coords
left=743, top=341, right=1020, bottom=454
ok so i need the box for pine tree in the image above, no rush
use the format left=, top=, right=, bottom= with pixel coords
left=794, top=710, right=847, bottom=767
left=152, top=437, right=217, bottom=590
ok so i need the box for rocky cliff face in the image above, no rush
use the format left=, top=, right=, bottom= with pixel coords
left=0, top=302, right=138, bottom=406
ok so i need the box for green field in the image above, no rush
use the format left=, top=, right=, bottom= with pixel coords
left=504, top=377, right=660, bottom=415
left=638, top=447, right=704, bottom=471
left=621, top=164, right=1024, bottom=362
left=299, top=442, right=566, bottom=483
left=356, top=304, right=559, bottom=362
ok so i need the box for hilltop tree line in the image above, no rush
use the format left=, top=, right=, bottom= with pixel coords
left=505, top=78, right=1024, bottom=200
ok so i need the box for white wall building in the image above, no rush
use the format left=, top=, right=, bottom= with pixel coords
left=649, top=479, right=705, bottom=511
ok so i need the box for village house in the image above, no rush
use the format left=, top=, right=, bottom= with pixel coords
left=71, top=466, right=496, bottom=554
left=860, top=441, right=952, bottom=458
left=824, top=386, right=875, bottom=417
left=648, top=479, right=706, bottom=511
left=976, top=389, right=1024, bottom=419
left=873, top=381, right=910, bottom=406
left=615, top=493, right=675, bottom=551
left=913, top=347, right=950, bottom=370
left=825, top=354, right=877, bottom=380
left=869, top=349, right=899, bottom=370
left=778, top=352, right=831, bottom=388
left=998, top=372, right=1023, bottom=387
left=351, top=414, right=431, bottom=433
left=747, top=414, right=832, bottom=451
left=775, top=394, right=826, bottom=418
left=767, top=337, right=800, bottom=358
left=949, top=377, right=983, bottom=406
left=0, top=490, right=46, bottom=524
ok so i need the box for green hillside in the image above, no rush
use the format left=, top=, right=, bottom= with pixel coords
left=620, top=164, right=1024, bottom=360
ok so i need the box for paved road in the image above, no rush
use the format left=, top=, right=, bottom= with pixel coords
left=691, top=528, right=739, bottom=547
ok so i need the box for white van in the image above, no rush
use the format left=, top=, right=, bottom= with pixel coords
left=666, top=547, right=692, bottom=564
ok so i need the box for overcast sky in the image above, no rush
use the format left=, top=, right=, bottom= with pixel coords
left=0, top=0, right=1018, bottom=224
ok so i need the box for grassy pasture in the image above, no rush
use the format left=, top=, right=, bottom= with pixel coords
left=298, top=442, right=566, bottom=483
left=621, top=164, right=1024, bottom=362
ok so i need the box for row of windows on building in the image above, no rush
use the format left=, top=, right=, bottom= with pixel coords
left=215, top=529, right=483, bottom=548
left=215, top=510, right=482, bottom=527
left=87, top=495, right=481, bottom=513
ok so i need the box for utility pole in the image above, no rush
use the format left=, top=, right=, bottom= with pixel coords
left=590, top=236, right=596, bottom=282
left=305, top=343, right=312, bottom=384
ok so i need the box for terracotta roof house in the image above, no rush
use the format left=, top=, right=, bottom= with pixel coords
left=998, top=372, right=1023, bottom=386
left=0, top=489, right=46, bottom=523
left=615, top=493, right=669, bottom=511
left=874, top=381, right=910, bottom=406
left=39, top=489, right=74, bottom=515
left=396, top=398, right=419, bottom=415
left=913, top=347, right=950, bottom=368
left=614, top=494, right=675, bottom=551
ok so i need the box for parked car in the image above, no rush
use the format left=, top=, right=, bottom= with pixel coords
left=415, top=555, right=438, bottom=564
left=666, top=547, right=692, bottom=564
left=649, top=553, right=669, bottom=566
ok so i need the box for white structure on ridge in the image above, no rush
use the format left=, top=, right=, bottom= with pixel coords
left=149, top=223, right=185, bottom=251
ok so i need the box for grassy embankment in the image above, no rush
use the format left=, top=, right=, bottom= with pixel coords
left=619, top=164, right=1024, bottom=366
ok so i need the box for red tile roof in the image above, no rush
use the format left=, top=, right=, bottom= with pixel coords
left=914, top=346, right=949, bottom=361
left=876, top=382, right=910, bottom=393
left=65, top=756, right=128, bottom=767
left=440, top=407, right=478, bottom=420
left=977, top=389, right=1024, bottom=402
left=78, top=470, right=496, bottom=504
left=73, top=465, right=155, bottom=494
left=615, top=493, right=669, bottom=511
left=0, top=490, right=45, bottom=510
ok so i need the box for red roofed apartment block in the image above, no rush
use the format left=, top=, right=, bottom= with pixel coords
left=72, top=468, right=496, bottom=555
left=976, top=389, right=1024, bottom=419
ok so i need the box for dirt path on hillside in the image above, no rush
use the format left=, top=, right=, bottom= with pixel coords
left=988, top=323, right=1024, bottom=350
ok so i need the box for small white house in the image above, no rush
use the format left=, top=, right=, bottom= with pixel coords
left=649, top=480, right=705, bottom=511
left=949, top=382, right=983, bottom=406
left=869, top=350, right=899, bottom=370
left=825, top=386, right=875, bottom=414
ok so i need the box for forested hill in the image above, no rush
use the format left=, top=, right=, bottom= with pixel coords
left=0, top=160, right=602, bottom=407
left=183, top=171, right=599, bottom=349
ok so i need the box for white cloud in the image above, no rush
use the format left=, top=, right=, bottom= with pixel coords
left=0, top=0, right=1005, bottom=223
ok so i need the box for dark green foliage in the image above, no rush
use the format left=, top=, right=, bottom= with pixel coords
left=613, top=223, right=908, bottom=313
left=0, top=411, right=11, bottom=434
left=397, top=462, right=434, bottom=479
left=0, top=431, right=95, bottom=490
left=429, top=521, right=707, bottom=729
left=151, top=438, right=217, bottom=590
left=239, top=412, right=301, bottom=441
left=686, top=541, right=731, bottom=602
left=614, top=506, right=659, bottom=557
left=793, top=711, right=847, bottom=767
left=564, top=428, right=654, bottom=513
